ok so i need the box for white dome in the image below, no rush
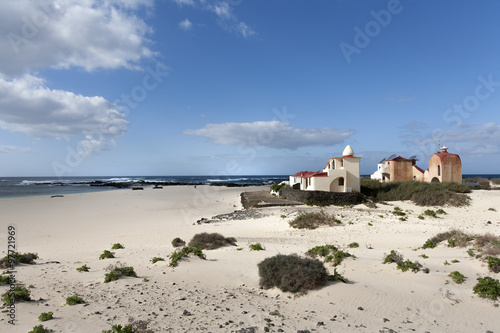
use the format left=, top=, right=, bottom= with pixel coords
left=342, top=145, right=354, bottom=156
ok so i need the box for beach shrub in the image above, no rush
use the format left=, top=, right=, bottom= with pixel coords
left=436, top=208, right=447, bottom=214
left=188, top=232, right=237, bottom=250
left=424, top=209, right=436, bottom=217
left=383, top=250, right=404, bottom=264
left=419, top=254, right=429, bottom=259
left=151, top=257, right=165, bottom=264
left=361, top=180, right=471, bottom=207
left=66, top=294, right=85, bottom=305
left=348, top=242, right=359, bottom=248
left=38, top=312, right=54, bottom=322
left=2, top=285, right=31, bottom=305
left=418, top=215, right=424, bottom=220
left=99, top=250, right=115, bottom=260
left=0, top=273, right=12, bottom=285
left=258, top=254, right=329, bottom=293
left=104, top=264, right=137, bottom=283
left=169, top=246, right=206, bottom=267
left=306, top=245, right=353, bottom=266
left=397, top=259, right=422, bottom=273
left=1, top=252, right=38, bottom=268
left=449, top=271, right=466, bottom=284
left=29, top=325, right=53, bottom=333
left=76, top=264, right=90, bottom=272
left=392, top=207, right=405, bottom=216
left=270, top=182, right=287, bottom=193
left=102, top=324, right=134, bottom=333
left=171, top=237, right=186, bottom=248
left=488, top=208, right=497, bottom=212
left=289, top=211, right=341, bottom=230
left=111, top=243, right=124, bottom=250
left=473, top=277, right=500, bottom=300
left=487, top=256, right=500, bottom=273
left=249, top=243, right=265, bottom=251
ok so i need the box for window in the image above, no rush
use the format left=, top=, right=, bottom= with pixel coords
left=438, top=165, right=441, bottom=176
left=341, top=159, right=344, bottom=168
left=338, top=177, right=344, bottom=186
left=332, top=161, right=335, bottom=169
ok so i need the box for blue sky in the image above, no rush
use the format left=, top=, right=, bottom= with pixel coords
left=1, top=0, right=499, bottom=177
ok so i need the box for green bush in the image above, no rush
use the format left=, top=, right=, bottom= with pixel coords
left=76, top=264, right=90, bottom=272
left=392, top=207, right=406, bottom=216
left=487, top=256, right=500, bottom=273
left=270, top=182, right=287, bottom=193
left=418, top=215, right=424, bottom=220
left=171, top=237, right=186, bottom=247
left=289, top=211, right=341, bottom=229
left=2, top=285, right=31, bottom=305
left=111, top=243, right=124, bottom=250
left=151, top=257, right=165, bottom=264
left=396, top=259, right=422, bottom=273
left=29, top=325, right=53, bottom=333
left=66, top=294, right=85, bottom=306
left=424, top=209, right=436, bottom=217
left=99, top=250, right=115, bottom=260
left=383, top=250, right=404, bottom=264
left=188, top=232, right=237, bottom=250
left=1, top=252, right=38, bottom=266
left=104, top=264, right=137, bottom=283
left=249, top=243, right=265, bottom=251
left=473, top=277, right=500, bottom=300
left=360, top=180, right=470, bottom=207
left=348, top=242, right=359, bottom=248
left=305, top=245, right=353, bottom=266
left=169, top=246, right=206, bottom=267
left=258, top=254, right=329, bottom=293
left=436, top=209, right=447, bottom=215
left=0, top=273, right=12, bottom=285
left=449, top=271, right=466, bottom=284
left=102, top=324, right=134, bottom=333
left=38, top=312, right=54, bottom=322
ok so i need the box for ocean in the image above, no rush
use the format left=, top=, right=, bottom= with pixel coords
left=0, top=175, right=289, bottom=199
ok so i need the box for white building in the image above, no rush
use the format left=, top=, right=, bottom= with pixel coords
left=289, top=145, right=361, bottom=192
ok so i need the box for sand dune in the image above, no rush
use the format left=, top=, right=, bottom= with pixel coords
left=0, top=186, right=498, bottom=332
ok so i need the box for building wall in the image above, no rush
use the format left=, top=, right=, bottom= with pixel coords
left=390, top=160, right=413, bottom=182
left=344, top=158, right=360, bottom=192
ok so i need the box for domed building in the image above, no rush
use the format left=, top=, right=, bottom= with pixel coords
left=289, top=145, right=361, bottom=192
left=424, top=146, right=462, bottom=183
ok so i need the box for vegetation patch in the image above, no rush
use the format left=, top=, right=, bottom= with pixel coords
left=104, top=263, right=137, bottom=283
left=111, top=243, right=125, bottom=250
left=2, top=285, right=31, bottom=305
left=29, top=325, right=53, bottom=333
left=424, top=209, right=436, bottom=217
left=99, top=250, right=115, bottom=260
left=306, top=245, right=353, bottom=266
left=249, top=243, right=265, bottom=251
left=171, top=237, right=186, bottom=248
left=0, top=252, right=38, bottom=268
left=151, top=257, right=165, bottom=264
left=258, top=254, right=329, bottom=293
left=289, top=211, right=342, bottom=229
left=76, top=264, right=90, bottom=272
left=487, top=256, right=500, bottom=273
left=102, top=318, right=154, bottom=333
left=383, top=250, right=423, bottom=273
left=188, top=232, right=237, bottom=250
left=169, top=246, right=206, bottom=267
left=392, top=207, right=406, bottom=216
left=360, top=179, right=470, bottom=207
left=38, top=312, right=54, bottom=322
left=66, top=294, right=85, bottom=306
left=102, top=325, right=133, bottom=333
left=348, top=242, right=359, bottom=248
left=0, top=273, right=12, bottom=285
left=448, top=271, right=466, bottom=284
left=473, top=277, right=500, bottom=300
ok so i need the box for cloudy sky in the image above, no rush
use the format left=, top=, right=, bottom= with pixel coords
left=1, top=0, right=499, bottom=177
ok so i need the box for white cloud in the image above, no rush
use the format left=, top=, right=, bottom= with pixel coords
left=179, top=18, right=193, bottom=30
left=172, top=0, right=256, bottom=38
left=0, top=75, right=128, bottom=156
left=0, top=145, right=34, bottom=154
left=432, top=122, right=500, bottom=152
left=173, top=0, right=196, bottom=6
left=183, top=121, right=354, bottom=149
left=0, top=0, right=155, bottom=77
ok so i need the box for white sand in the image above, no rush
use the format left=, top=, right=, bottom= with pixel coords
left=0, top=186, right=499, bottom=332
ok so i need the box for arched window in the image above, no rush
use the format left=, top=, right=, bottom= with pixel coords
left=340, top=159, right=344, bottom=168
left=338, top=177, right=344, bottom=186
left=438, top=165, right=441, bottom=176
left=332, top=161, right=335, bottom=169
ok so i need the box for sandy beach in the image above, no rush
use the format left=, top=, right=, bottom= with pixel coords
left=1, top=186, right=499, bottom=332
